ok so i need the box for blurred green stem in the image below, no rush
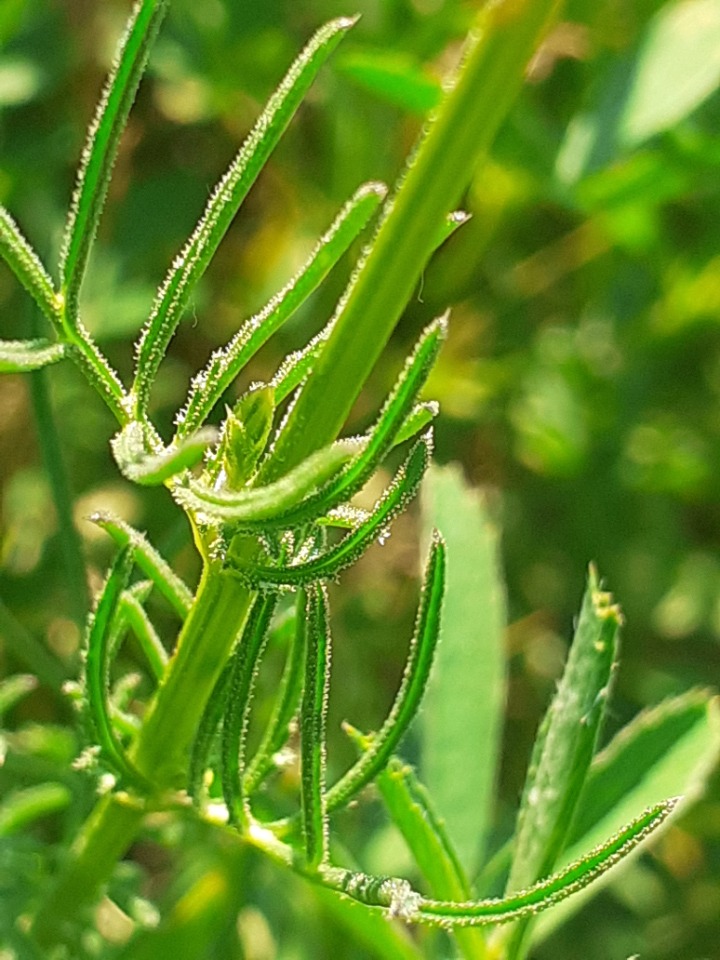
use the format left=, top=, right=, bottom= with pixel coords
left=31, top=0, right=563, bottom=948
left=28, top=310, right=89, bottom=626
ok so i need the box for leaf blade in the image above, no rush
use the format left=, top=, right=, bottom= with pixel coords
left=133, top=16, right=357, bottom=418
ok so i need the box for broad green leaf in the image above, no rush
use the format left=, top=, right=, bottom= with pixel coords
left=0, top=207, right=60, bottom=326
left=531, top=692, right=720, bottom=945
left=0, top=339, right=66, bottom=373
left=91, top=512, right=194, bottom=618
left=503, top=567, right=621, bottom=958
left=619, top=0, right=720, bottom=148
left=61, top=0, right=169, bottom=316
left=175, top=181, right=385, bottom=437
left=420, top=464, right=507, bottom=875
left=0, top=784, right=71, bottom=838
left=110, top=421, right=217, bottom=486
left=133, top=16, right=358, bottom=419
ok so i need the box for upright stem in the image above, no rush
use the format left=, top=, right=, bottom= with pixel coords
left=266, top=0, right=563, bottom=479
left=31, top=564, right=254, bottom=947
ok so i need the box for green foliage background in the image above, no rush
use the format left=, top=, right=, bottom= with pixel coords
left=1, top=0, right=720, bottom=956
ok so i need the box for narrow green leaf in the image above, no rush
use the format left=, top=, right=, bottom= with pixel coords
left=176, top=180, right=385, bottom=436
left=374, top=758, right=489, bottom=960
left=0, top=206, right=60, bottom=326
left=84, top=546, right=151, bottom=790
left=244, top=603, right=305, bottom=795
left=177, top=438, right=364, bottom=524
left=111, top=421, right=218, bottom=486
left=91, top=512, right=193, bottom=618
left=221, top=592, right=278, bottom=825
left=271, top=323, right=332, bottom=405
left=263, top=0, right=563, bottom=480
left=228, top=433, right=431, bottom=588
left=133, top=16, right=358, bottom=419
left=255, top=317, right=446, bottom=530
left=337, top=48, right=442, bottom=115
left=0, top=338, right=66, bottom=373
left=0, top=783, right=71, bottom=838
left=60, top=0, right=169, bottom=316
left=217, top=386, right=275, bottom=489
left=392, top=402, right=439, bottom=447
left=504, top=566, right=621, bottom=956
left=532, top=693, right=720, bottom=945
left=300, top=584, right=332, bottom=870
left=325, top=532, right=445, bottom=813
left=420, top=464, right=507, bottom=875
left=0, top=674, right=38, bottom=718
left=416, top=799, right=677, bottom=927
left=119, top=589, right=167, bottom=681
left=375, top=757, right=470, bottom=898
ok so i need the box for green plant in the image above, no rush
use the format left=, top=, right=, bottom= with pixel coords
left=0, top=1, right=716, bottom=958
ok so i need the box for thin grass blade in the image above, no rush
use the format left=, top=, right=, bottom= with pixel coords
left=61, top=0, right=169, bottom=317
left=133, top=16, right=357, bottom=419
left=0, top=207, right=60, bottom=327
left=176, top=180, right=385, bottom=436
left=91, top=512, right=193, bottom=618
left=0, top=784, right=72, bottom=838
left=119, top=589, right=168, bottom=681
left=532, top=692, right=720, bottom=945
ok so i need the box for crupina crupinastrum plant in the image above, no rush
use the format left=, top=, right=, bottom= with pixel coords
left=0, top=0, right=707, bottom=957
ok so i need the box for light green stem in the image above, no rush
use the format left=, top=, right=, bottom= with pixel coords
left=265, top=0, right=563, bottom=479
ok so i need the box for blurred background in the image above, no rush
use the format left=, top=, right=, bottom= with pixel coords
left=1, top=0, right=720, bottom=957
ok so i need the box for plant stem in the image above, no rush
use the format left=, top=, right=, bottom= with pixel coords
left=31, top=563, right=255, bottom=947
left=266, top=0, right=563, bottom=479
left=31, top=793, right=146, bottom=948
